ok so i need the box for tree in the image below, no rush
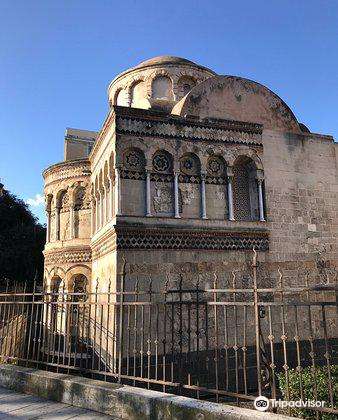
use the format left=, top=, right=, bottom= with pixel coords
left=0, top=189, right=46, bottom=287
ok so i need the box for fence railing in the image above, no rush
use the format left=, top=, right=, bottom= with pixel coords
left=0, top=251, right=337, bottom=418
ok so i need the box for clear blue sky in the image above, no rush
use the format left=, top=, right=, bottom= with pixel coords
left=1, top=0, right=337, bottom=223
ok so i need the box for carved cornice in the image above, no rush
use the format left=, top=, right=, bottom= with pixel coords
left=43, top=159, right=91, bottom=187
left=115, top=226, right=269, bottom=251
left=116, top=113, right=262, bottom=146
left=44, top=247, right=92, bottom=265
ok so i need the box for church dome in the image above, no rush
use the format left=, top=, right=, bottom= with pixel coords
left=108, top=56, right=216, bottom=112
left=135, top=56, right=196, bottom=68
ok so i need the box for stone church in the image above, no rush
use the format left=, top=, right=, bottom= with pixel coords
left=43, top=56, right=338, bottom=293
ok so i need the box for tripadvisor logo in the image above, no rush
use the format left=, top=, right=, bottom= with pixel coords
left=254, top=396, right=269, bottom=411
left=254, top=396, right=326, bottom=411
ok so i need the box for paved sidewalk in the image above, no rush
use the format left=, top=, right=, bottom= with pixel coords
left=0, top=386, right=115, bottom=419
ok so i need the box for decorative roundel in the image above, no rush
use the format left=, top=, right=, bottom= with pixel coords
left=207, top=156, right=225, bottom=177
left=123, top=150, right=144, bottom=171
left=180, top=155, right=198, bottom=175
left=153, top=153, right=171, bottom=172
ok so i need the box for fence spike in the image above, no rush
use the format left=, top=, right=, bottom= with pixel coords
left=232, top=271, right=236, bottom=289
left=278, top=267, right=283, bottom=288
left=213, top=272, right=217, bottom=289
left=252, top=247, right=257, bottom=267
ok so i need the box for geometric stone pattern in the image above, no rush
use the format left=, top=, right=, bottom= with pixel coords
left=44, top=249, right=92, bottom=265
left=116, top=115, right=263, bottom=146
left=117, top=228, right=269, bottom=251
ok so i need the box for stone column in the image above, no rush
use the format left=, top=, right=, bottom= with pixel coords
left=200, top=173, right=207, bottom=219
left=146, top=168, right=152, bottom=217
left=55, top=207, right=60, bottom=240
left=108, top=177, right=114, bottom=219
left=90, top=198, right=95, bottom=236
left=227, top=173, right=235, bottom=221
left=103, top=186, right=107, bottom=225
left=174, top=171, right=180, bottom=219
left=69, top=204, right=74, bottom=240
left=98, top=190, right=103, bottom=229
left=95, top=197, right=99, bottom=232
left=46, top=210, right=51, bottom=243
left=257, top=178, right=265, bottom=222
left=115, top=167, right=121, bottom=216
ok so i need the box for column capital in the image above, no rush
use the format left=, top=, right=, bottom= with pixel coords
left=226, top=166, right=234, bottom=179
left=256, top=177, right=264, bottom=185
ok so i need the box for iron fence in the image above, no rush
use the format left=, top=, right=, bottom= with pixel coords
left=0, top=251, right=337, bottom=418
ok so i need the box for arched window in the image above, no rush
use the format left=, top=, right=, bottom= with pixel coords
left=115, top=89, right=128, bottom=106
left=178, top=76, right=196, bottom=98
left=74, top=187, right=90, bottom=238
left=131, top=81, right=147, bottom=108
left=232, top=157, right=260, bottom=221
left=58, top=190, right=69, bottom=240
left=152, top=76, right=174, bottom=100
left=72, top=274, right=87, bottom=302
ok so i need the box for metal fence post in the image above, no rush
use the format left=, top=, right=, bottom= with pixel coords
left=118, top=258, right=126, bottom=383
left=252, top=248, right=262, bottom=396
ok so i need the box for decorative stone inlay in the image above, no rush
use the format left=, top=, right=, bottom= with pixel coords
left=116, top=115, right=262, bottom=145
left=43, top=160, right=91, bottom=187
left=153, top=153, right=171, bottom=172
left=207, top=156, right=225, bottom=177
left=178, top=174, right=201, bottom=184
left=205, top=176, right=227, bottom=185
left=44, top=249, right=92, bottom=265
left=180, top=155, right=199, bottom=175
left=123, top=150, right=145, bottom=171
left=116, top=228, right=269, bottom=251
left=150, top=173, right=173, bottom=183
left=120, top=170, right=146, bottom=180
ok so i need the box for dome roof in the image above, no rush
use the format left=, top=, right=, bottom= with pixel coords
left=110, top=56, right=216, bottom=87
left=135, top=56, right=197, bottom=68
left=172, top=75, right=301, bottom=132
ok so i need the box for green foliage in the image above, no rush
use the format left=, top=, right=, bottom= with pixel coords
left=0, top=189, right=45, bottom=287
left=277, top=365, right=338, bottom=420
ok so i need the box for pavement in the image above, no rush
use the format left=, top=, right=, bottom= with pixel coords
left=0, top=386, right=116, bottom=420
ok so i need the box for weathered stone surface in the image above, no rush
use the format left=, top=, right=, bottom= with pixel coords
left=0, top=365, right=291, bottom=420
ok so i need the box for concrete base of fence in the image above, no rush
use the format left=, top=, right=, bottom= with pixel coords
left=0, top=364, right=290, bottom=420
